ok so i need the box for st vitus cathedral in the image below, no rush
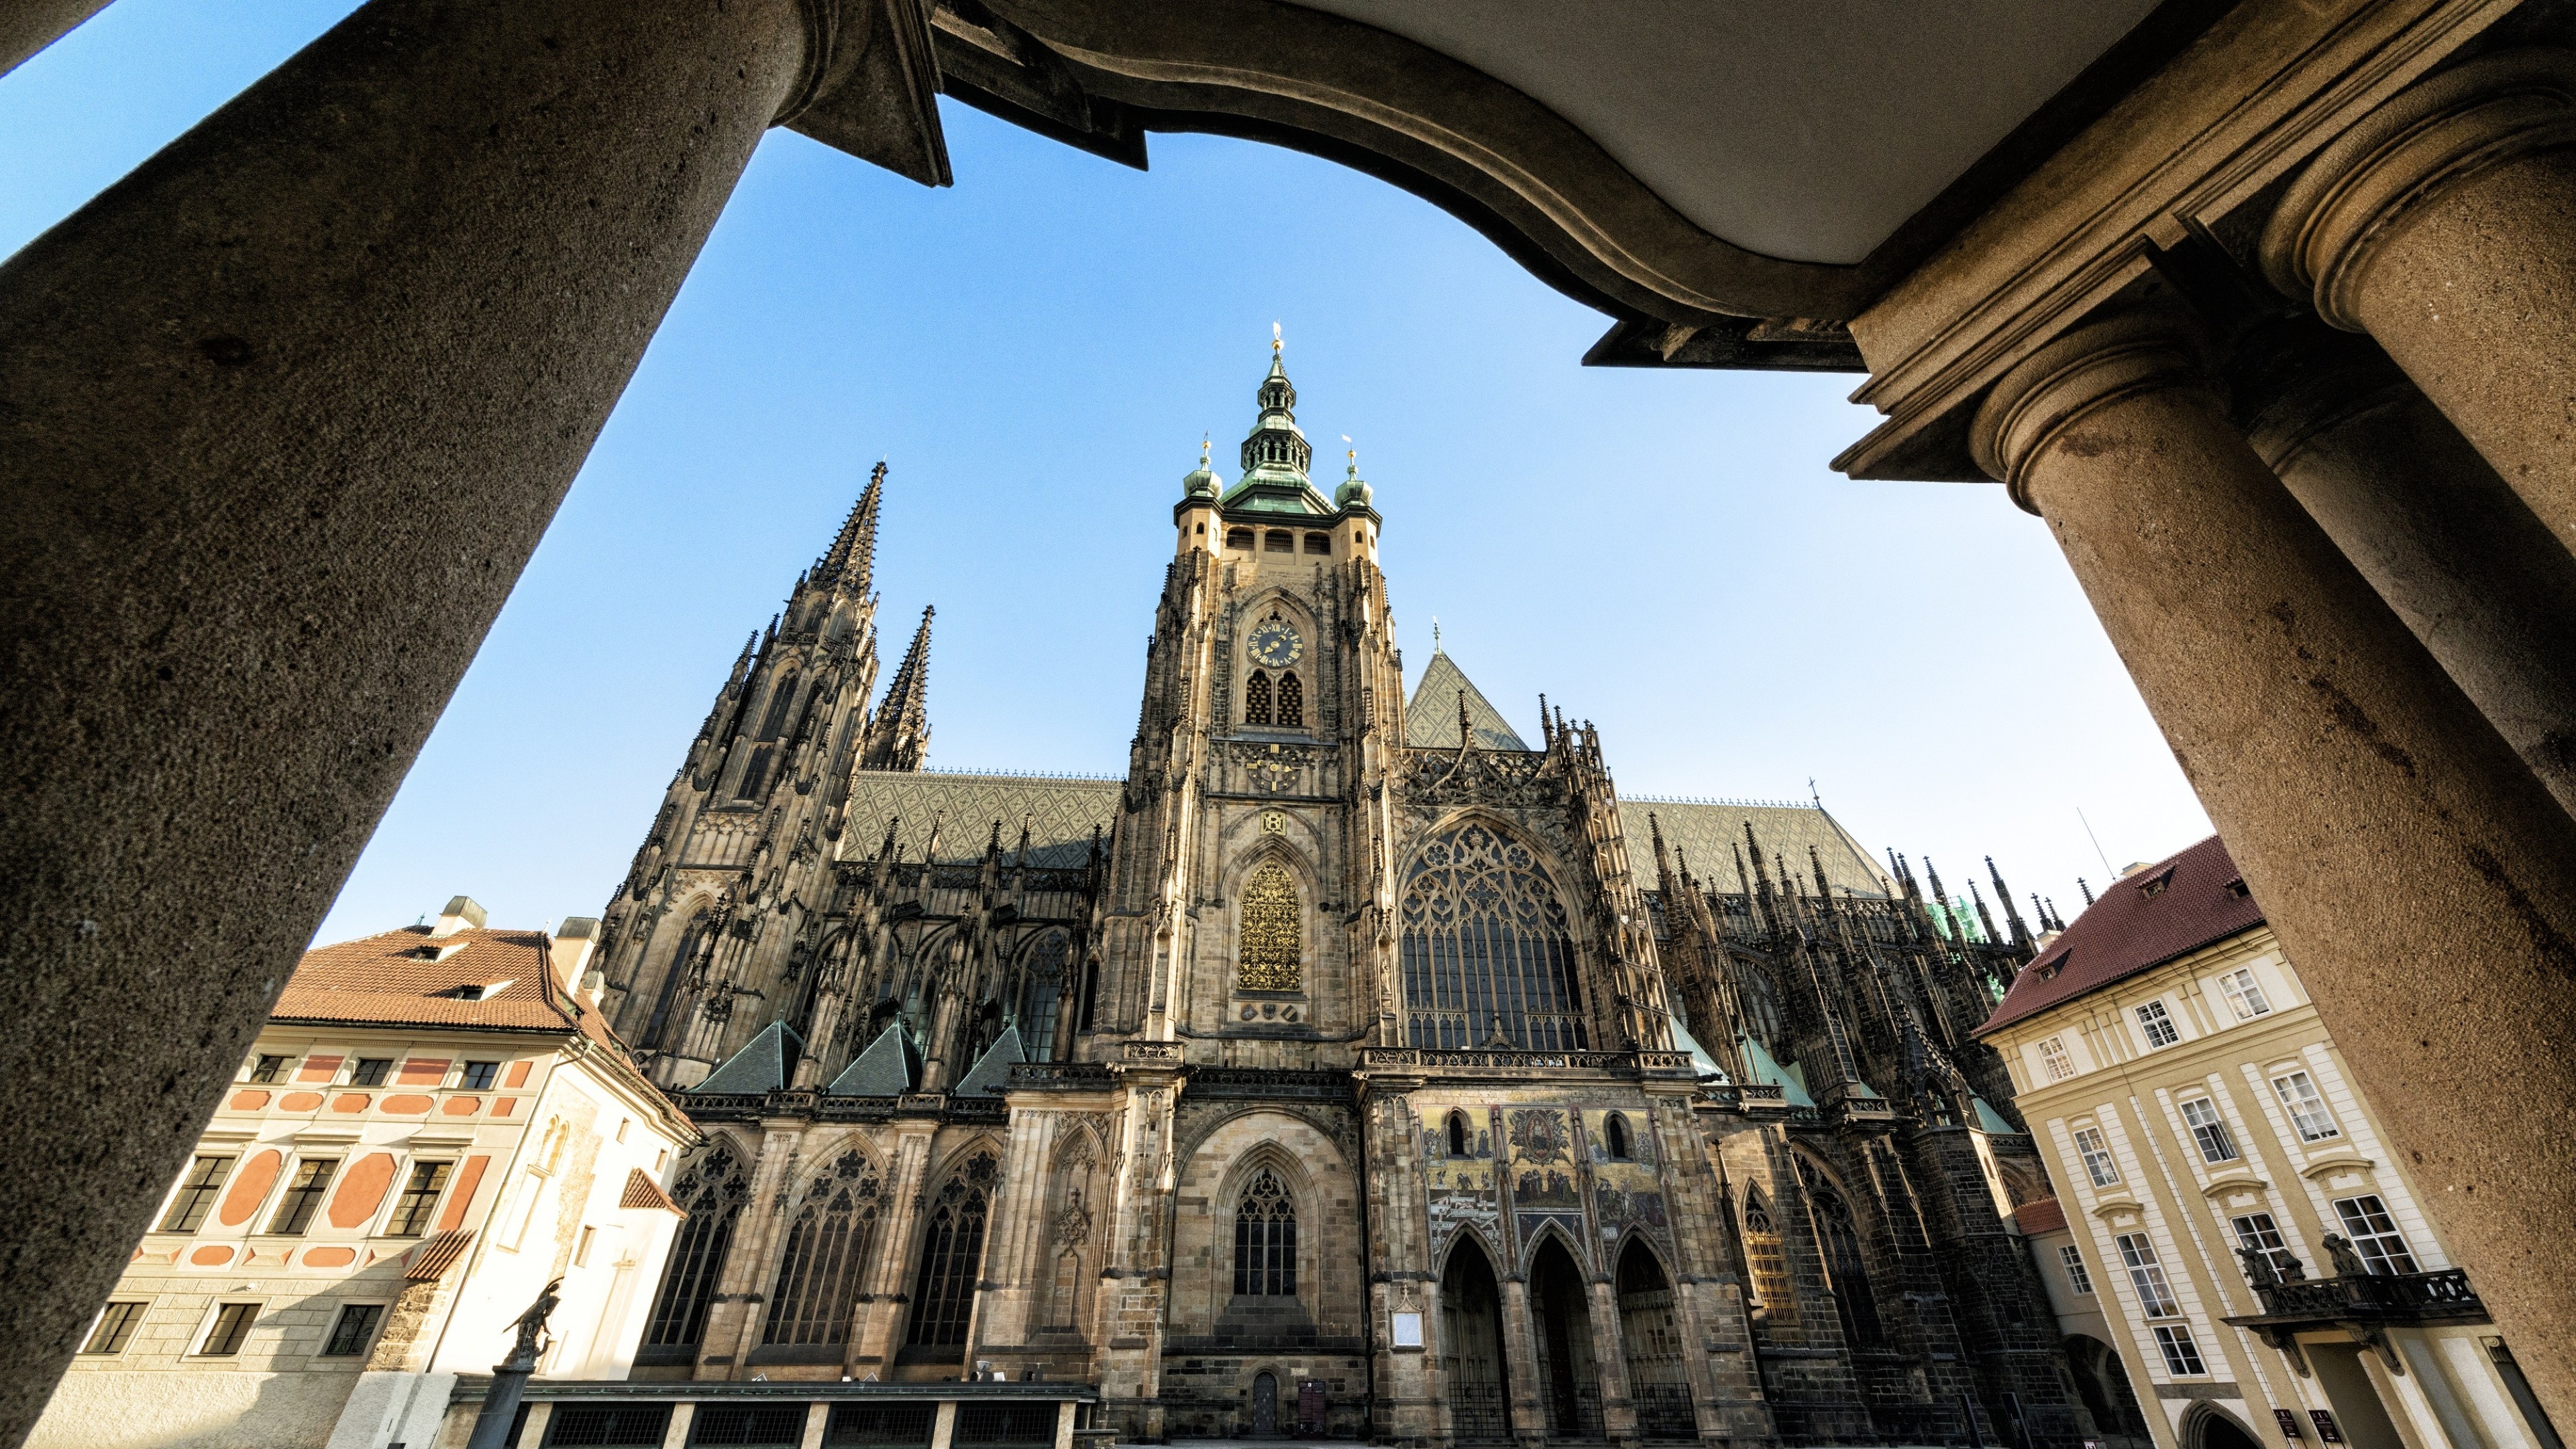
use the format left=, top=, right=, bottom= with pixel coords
left=594, top=344, right=2127, bottom=1449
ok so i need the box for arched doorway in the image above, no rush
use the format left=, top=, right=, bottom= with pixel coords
left=1615, top=1241, right=1695, bottom=1439
left=2063, top=1335, right=2151, bottom=1448
left=2190, top=1405, right=2264, bottom=1449
left=1529, top=1236, right=1604, bottom=1439
left=1440, top=1238, right=1511, bottom=1442
left=1250, top=1371, right=1279, bottom=1437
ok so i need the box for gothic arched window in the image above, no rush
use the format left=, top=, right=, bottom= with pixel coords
left=645, top=1144, right=751, bottom=1348
left=1019, top=930, right=1071, bottom=1063
left=1796, top=1157, right=1884, bottom=1346
left=1232, top=1169, right=1298, bottom=1297
left=759, top=673, right=801, bottom=740
left=1277, top=672, right=1304, bottom=728
left=763, top=1153, right=881, bottom=1346
left=1244, top=670, right=1274, bottom=727
left=906, top=1153, right=997, bottom=1348
left=1739, top=1187, right=1794, bottom=1322
left=643, top=910, right=713, bottom=1052
left=1447, top=1111, right=1470, bottom=1157
left=1603, top=1113, right=1632, bottom=1160
left=1399, top=823, right=1586, bottom=1050
left=1237, top=862, right=1303, bottom=991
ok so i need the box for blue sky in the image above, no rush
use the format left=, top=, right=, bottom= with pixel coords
left=7, top=0, right=2210, bottom=947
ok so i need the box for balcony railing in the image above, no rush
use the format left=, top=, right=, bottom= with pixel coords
left=2240, top=1267, right=2487, bottom=1324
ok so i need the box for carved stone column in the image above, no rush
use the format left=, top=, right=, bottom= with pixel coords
left=1974, top=309, right=2576, bottom=1426
left=2263, top=47, right=2576, bottom=551
left=0, top=0, right=821, bottom=1434
left=2235, top=321, right=2576, bottom=815
left=1497, top=1275, right=1548, bottom=1449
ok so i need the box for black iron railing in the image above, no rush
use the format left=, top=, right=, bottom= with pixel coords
left=2246, top=1267, right=2485, bottom=1323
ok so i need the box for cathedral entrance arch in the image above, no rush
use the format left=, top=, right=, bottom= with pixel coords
left=1615, top=1240, right=1694, bottom=1439
left=2185, top=1403, right=2265, bottom=1449
left=1527, top=1235, right=1604, bottom=1439
left=1440, top=1236, right=1511, bottom=1443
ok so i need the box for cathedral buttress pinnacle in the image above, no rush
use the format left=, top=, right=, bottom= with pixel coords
left=859, top=604, right=933, bottom=772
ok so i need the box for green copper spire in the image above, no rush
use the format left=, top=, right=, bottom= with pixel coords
left=1181, top=435, right=1218, bottom=499
left=1220, top=329, right=1332, bottom=515
left=1334, top=438, right=1372, bottom=508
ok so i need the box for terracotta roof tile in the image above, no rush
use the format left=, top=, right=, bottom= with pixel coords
left=2014, top=1197, right=2068, bottom=1235
left=621, top=1168, right=686, bottom=1216
left=278, top=926, right=625, bottom=1054
left=403, top=1228, right=475, bottom=1281
left=1976, top=834, right=2263, bottom=1035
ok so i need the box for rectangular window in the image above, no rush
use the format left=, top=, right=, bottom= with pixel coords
left=2115, top=1232, right=2181, bottom=1318
left=83, top=1302, right=147, bottom=1354
left=2039, top=1036, right=2076, bottom=1082
left=2231, top=1212, right=2300, bottom=1279
left=459, top=1060, right=500, bottom=1091
left=2180, top=1098, right=2239, bottom=1164
left=385, top=1161, right=451, bottom=1237
left=2273, top=1071, right=2341, bottom=1142
left=2332, top=1195, right=2420, bottom=1276
left=506, top=1171, right=545, bottom=1250
left=321, top=1303, right=384, bottom=1357
left=160, top=1155, right=236, bottom=1232
left=247, top=1054, right=290, bottom=1083
left=2218, top=967, right=2273, bottom=1019
left=200, top=1303, right=260, bottom=1356
left=349, top=1058, right=394, bottom=1087
left=2057, top=1245, right=2093, bottom=1294
left=2135, top=1000, right=2181, bottom=1048
left=2074, top=1126, right=2122, bottom=1188
left=269, top=1159, right=339, bottom=1235
left=2153, top=1323, right=2208, bottom=1375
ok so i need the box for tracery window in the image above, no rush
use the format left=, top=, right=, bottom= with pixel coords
left=759, top=673, right=800, bottom=740
left=1232, top=1169, right=1298, bottom=1297
left=646, top=1144, right=751, bottom=1347
left=1739, top=1189, right=1794, bottom=1320
left=1277, top=672, right=1304, bottom=728
left=1796, top=1157, right=1884, bottom=1346
left=764, top=1152, right=881, bottom=1346
left=1244, top=670, right=1274, bottom=726
left=1399, top=822, right=1585, bottom=1050
left=907, top=1153, right=997, bottom=1348
left=1237, top=862, right=1303, bottom=991
left=1019, top=930, right=1071, bottom=1063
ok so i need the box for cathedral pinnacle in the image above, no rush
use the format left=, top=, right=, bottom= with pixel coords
left=859, top=604, right=934, bottom=772
left=816, top=462, right=885, bottom=590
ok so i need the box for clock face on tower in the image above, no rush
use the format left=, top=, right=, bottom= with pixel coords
left=1246, top=618, right=1303, bottom=669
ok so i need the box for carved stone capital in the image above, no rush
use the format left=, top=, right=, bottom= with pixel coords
left=1969, top=309, right=2211, bottom=514
left=2265, top=48, right=2576, bottom=329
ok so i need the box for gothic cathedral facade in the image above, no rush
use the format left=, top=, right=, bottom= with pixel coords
left=594, top=348, right=2121, bottom=1448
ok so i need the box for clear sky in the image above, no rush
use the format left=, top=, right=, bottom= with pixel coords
left=7, top=0, right=2212, bottom=948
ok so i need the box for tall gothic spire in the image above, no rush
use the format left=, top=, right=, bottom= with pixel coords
left=814, top=462, right=885, bottom=590
left=1237, top=333, right=1313, bottom=484
left=860, top=604, right=934, bottom=771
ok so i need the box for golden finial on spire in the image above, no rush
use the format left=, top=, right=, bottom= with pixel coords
left=1271, top=321, right=1283, bottom=354
left=1342, top=433, right=1355, bottom=466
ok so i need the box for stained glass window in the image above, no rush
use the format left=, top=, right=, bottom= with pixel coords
left=907, top=1154, right=996, bottom=1347
left=1233, top=1169, right=1297, bottom=1297
left=766, top=1153, right=881, bottom=1346
left=1238, top=863, right=1303, bottom=991
left=1398, top=823, right=1585, bottom=1050
left=645, top=1144, right=751, bottom=1347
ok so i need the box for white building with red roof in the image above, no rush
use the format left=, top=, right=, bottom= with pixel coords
left=31, top=897, right=696, bottom=1449
left=1976, top=839, right=2556, bottom=1449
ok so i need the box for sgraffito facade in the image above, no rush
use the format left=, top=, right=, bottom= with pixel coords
left=601, top=348, right=2116, bottom=1446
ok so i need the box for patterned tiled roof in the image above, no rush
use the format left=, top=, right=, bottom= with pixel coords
left=1625, top=799, right=1894, bottom=900
left=1405, top=650, right=1530, bottom=751
left=1977, top=834, right=2261, bottom=1034
left=838, top=769, right=1118, bottom=867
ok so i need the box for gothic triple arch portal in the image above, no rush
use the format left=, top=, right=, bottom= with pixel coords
left=1438, top=1226, right=1694, bottom=1442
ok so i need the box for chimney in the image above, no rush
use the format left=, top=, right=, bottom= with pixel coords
left=429, top=896, right=488, bottom=938
left=550, top=917, right=603, bottom=994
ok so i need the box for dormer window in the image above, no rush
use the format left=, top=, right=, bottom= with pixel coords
left=2137, top=867, right=2175, bottom=899
left=435, top=980, right=515, bottom=1002
left=411, top=940, right=468, bottom=963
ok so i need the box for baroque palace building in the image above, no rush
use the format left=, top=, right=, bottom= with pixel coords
left=592, top=347, right=2112, bottom=1447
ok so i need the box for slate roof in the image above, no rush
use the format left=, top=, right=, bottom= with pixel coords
left=282, top=926, right=625, bottom=1051
left=839, top=769, right=1118, bottom=867
left=953, top=1024, right=1026, bottom=1097
left=692, top=1020, right=803, bottom=1094
left=1625, top=799, right=1894, bottom=899
left=1976, top=834, right=2262, bottom=1035
left=826, top=1022, right=920, bottom=1096
left=1405, top=650, right=1530, bottom=751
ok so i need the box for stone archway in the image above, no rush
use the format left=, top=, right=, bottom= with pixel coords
left=2194, top=1409, right=2264, bottom=1449
left=1440, top=1236, right=1512, bottom=1443
left=1527, top=1234, right=1603, bottom=1440
left=2062, top=1334, right=2151, bottom=1448
left=1615, top=1239, right=1693, bottom=1440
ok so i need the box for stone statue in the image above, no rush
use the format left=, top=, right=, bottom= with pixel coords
left=2236, top=1245, right=2279, bottom=1287
left=2322, top=1233, right=2372, bottom=1279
